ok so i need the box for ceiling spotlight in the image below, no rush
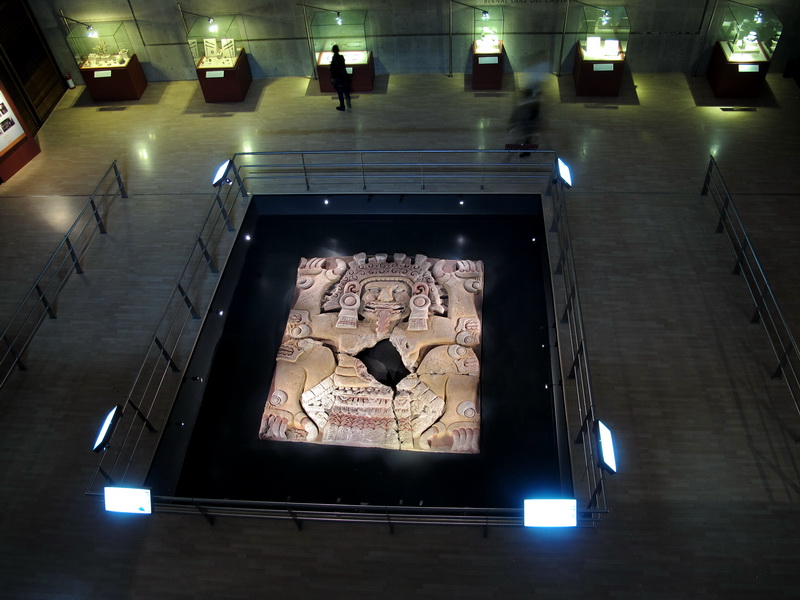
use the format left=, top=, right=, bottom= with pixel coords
left=208, top=18, right=218, bottom=33
left=600, top=10, right=611, bottom=26
left=754, top=10, right=763, bottom=24
left=481, top=10, right=490, bottom=20
left=336, top=12, right=343, bottom=25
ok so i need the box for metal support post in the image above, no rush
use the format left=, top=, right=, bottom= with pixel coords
left=35, top=284, right=57, bottom=319
left=196, top=237, right=218, bottom=273
left=112, top=160, right=128, bottom=198
left=214, top=192, right=235, bottom=232
left=153, top=336, right=180, bottom=372
left=89, top=198, right=107, bottom=234
left=125, top=397, right=158, bottom=432
left=2, top=334, right=26, bottom=371
left=65, top=237, right=84, bottom=274
left=177, top=283, right=200, bottom=319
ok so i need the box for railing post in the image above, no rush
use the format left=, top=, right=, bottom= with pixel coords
left=177, top=282, right=200, bottom=319
left=196, top=236, right=219, bottom=273
left=301, top=153, right=310, bottom=191
left=153, top=336, right=180, bottom=372
left=64, top=236, right=84, bottom=274
left=214, top=190, right=235, bottom=232
left=360, top=151, right=366, bottom=190
left=701, top=156, right=714, bottom=196
left=35, top=284, right=57, bottom=319
left=89, top=198, right=107, bottom=234
left=420, top=151, right=425, bottom=190
left=112, top=160, right=128, bottom=198
left=2, top=334, right=27, bottom=371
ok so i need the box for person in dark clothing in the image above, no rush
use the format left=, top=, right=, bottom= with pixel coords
left=330, top=44, right=352, bottom=111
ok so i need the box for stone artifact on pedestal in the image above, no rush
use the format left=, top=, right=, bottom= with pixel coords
left=259, top=253, right=483, bottom=453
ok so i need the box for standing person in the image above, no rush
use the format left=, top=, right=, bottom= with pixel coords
left=330, top=45, right=352, bottom=111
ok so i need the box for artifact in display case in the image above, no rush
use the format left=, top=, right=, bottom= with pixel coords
left=68, top=21, right=148, bottom=101
left=707, top=4, right=782, bottom=97
left=188, top=15, right=252, bottom=102
left=472, top=7, right=504, bottom=90
left=312, top=10, right=374, bottom=93
left=572, top=6, right=629, bottom=96
left=0, top=81, right=40, bottom=184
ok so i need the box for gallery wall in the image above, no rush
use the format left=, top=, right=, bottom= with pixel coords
left=25, top=0, right=800, bottom=85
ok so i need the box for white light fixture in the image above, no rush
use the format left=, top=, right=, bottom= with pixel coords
left=600, top=9, right=611, bottom=26
left=596, top=420, right=617, bottom=473
left=557, top=157, right=573, bottom=188
left=481, top=10, right=490, bottom=20
left=523, top=499, right=577, bottom=527
left=93, top=405, right=122, bottom=453
left=754, top=10, right=763, bottom=24
left=212, top=159, right=232, bottom=187
left=104, top=487, right=152, bottom=514
left=336, top=12, right=343, bottom=25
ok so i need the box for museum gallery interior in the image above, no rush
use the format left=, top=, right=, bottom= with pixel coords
left=1, top=0, right=800, bottom=598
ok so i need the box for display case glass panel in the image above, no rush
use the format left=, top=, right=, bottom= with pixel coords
left=474, top=7, right=503, bottom=54
left=717, top=4, right=782, bottom=62
left=312, top=10, right=368, bottom=66
left=577, top=6, right=629, bottom=61
left=67, top=21, right=133, bottom=68
left=187, top=15, right=243, bottom=68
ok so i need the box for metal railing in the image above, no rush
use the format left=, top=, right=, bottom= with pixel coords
left=232, top=149, right=555, bottom=194
left=87, top=149, right=609, bottom=526
left=702, top=155, right=800, bottom=422
left=547, top=177, right=610, bottom=519
left=1, top=161, right=127, bottom=391
left=87, top=162, right=244, bottom=491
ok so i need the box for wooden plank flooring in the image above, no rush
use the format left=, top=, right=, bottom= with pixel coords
left=1, top=72, right=799, bottom=599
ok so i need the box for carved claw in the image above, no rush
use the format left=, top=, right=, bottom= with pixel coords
left=326, top=258, right=347, bottom=281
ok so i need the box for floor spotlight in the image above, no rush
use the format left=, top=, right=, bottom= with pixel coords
left=523, top=499, right=577, bottom=527
left=93, top=405, right=122, bottom=453
left=595, top=420, right=617, bottom=473
left=212, top=159, right=233, bottom=187
left=104, top=487, right=152, bottom=514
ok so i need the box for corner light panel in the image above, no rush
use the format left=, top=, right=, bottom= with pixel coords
left=596, top=420, right=617, bottom=473
left=93, top=405, right=122, bottom=453
left=557, top=157, right=572, bottom=188
left=104, top=487, right=152, bottom=514
left=523, top=499, right=577, bottom=527
left=212, top=159, right=232, bottom=187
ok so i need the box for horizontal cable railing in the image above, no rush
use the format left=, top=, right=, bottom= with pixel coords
left=546, top=177, right=610, bottom=517
left=87, top=149, right=608, bottom=526
left=702, top=155, right=800, bottom=423
left=1, top=161, right=127, bottom=391
left=233, top=149, right=555, bottom=194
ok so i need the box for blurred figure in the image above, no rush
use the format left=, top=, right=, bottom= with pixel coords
left=507, top=61, right=548, bottom=157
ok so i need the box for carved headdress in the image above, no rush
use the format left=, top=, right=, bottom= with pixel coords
left=322, top=253, right=445, bottom=331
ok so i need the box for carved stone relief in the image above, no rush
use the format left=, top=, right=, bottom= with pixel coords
left=259, top=253, right=483, bottom=453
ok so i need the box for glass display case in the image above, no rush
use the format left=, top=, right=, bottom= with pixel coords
left=716, top=4, right=782, bottom=63
left=67, top=21, right=133, bottom=68
left=187, top=15, right=243, bottom=69
left=312, top=10, right=368, bottom=65
left=577, top=6, right=629, bottom=61
left=474, top=7, right=503, bottom=54
left=312, top=10, right=374, bottom=93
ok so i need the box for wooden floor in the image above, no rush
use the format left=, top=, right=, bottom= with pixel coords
left=1, top=72, right=800, bottom=598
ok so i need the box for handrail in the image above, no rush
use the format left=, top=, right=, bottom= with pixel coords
left=86, top=149, right=608, bottom=525
left=702, top=155, right=800, bottom=422
left=0, top=161, right=127, bottom=391
left=547, top=174, right=610, bottom=516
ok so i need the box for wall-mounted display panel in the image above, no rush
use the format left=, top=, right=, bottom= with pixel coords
left=0, top=81, right=40, bottom=183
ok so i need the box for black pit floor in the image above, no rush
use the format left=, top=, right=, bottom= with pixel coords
left=150, top=198, right=567, bottom=509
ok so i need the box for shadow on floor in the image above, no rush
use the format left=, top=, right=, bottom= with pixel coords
left=684, top=74, right=779, bottom=108
left=304, top=74, right=390, bottom=97
left=67, top=82, right=168, bottom=108
left=556, top=68, right=640, bottom=106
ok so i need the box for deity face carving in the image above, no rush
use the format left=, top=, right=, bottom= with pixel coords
left=359, top=280, right=412, bottom=326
